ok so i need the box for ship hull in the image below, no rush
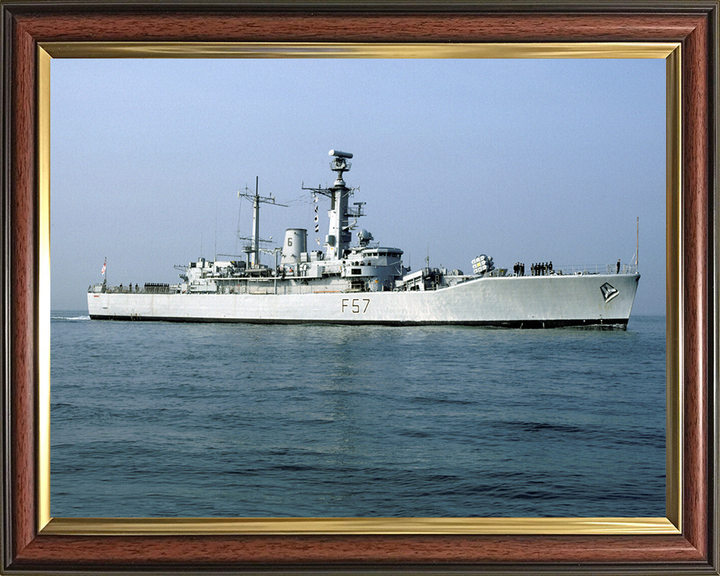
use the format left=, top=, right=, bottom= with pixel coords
left=88, top=273, right=640, bottom=328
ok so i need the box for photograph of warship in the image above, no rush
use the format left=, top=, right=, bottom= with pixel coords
left=88, top=150, right=640, bottom=328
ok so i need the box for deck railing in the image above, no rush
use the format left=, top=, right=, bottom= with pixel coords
left=507, top=262, right=638, bottom=277
left=552, top=263, right=638, bottom=276
left=88, top=283, right=172, bottom=294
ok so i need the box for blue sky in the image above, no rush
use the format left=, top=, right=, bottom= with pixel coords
left=50, top=57, right=665, bottom=315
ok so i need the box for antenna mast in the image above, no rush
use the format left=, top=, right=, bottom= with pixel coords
left=302, top=150, right=363, bottom=260
left=237, top=176, right=287, bottom=267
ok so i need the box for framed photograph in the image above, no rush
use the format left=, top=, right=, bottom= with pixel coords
left=1, top=2, right=717, bottom=574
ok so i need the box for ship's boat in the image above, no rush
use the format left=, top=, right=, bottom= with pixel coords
left=88, top=150, right=640, bottom=328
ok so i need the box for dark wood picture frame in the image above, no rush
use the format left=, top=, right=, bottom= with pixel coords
left=1, top=1, right=718, bottom=574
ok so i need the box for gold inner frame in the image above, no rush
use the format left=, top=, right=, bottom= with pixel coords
left=36, top=41, right=682, bottom=536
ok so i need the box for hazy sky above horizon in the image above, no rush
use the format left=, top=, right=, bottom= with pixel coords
left=51, top=57, right=666, bottom=315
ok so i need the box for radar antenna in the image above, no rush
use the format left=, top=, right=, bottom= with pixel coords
left=328, top=149, right=353, bottom=186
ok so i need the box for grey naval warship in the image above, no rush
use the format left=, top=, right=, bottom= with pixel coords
left=88, top=150, right=640, bottom=328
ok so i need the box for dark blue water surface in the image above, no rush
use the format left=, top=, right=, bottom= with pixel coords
left=50, top=314, right=665, bottom=518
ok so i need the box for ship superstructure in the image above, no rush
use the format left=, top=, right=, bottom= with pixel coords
left=88, top=150, right=640, bottom=328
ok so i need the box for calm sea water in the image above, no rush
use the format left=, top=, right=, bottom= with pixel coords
left=50, top=313, right=665, bottom=518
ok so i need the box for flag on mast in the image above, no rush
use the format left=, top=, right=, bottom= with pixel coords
left=101, top=257, right=106, bottom=275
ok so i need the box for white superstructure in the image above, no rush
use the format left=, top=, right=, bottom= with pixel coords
left=88, top=150, right=640, bottom=328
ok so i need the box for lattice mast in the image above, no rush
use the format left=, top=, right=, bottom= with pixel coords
left=237, top=177, right=287, bottom=267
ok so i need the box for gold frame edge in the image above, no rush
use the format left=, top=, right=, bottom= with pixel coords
left=37, top=40, right=683, bottom=537
left=42, top=516, right=679, bottom=536
left=40, top=41, right=679, bottom=59
left=665, top=44, right=683, bottom=532
left=37, top=46, right=52, bottom=532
